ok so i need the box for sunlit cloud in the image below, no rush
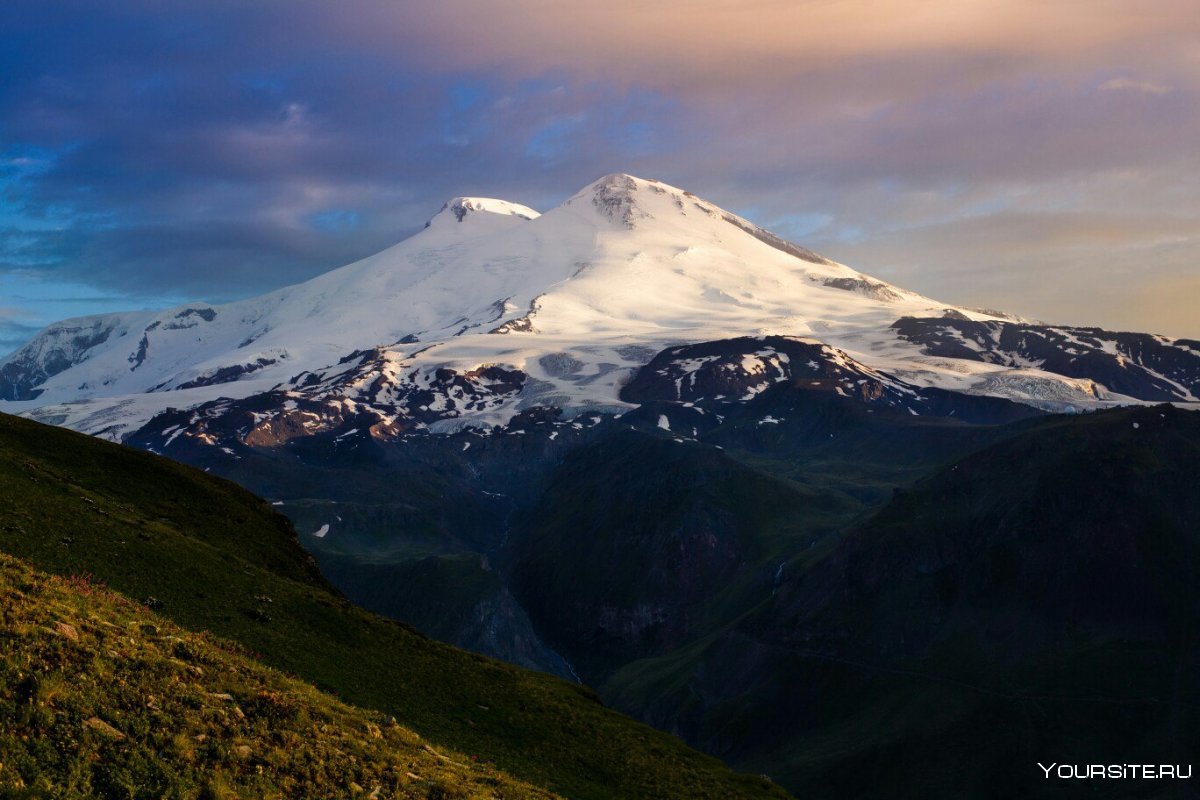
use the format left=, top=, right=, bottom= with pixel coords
left=1100, top=77, right=1174, bottom=95
left=0, top=0, right=1198, bottom=354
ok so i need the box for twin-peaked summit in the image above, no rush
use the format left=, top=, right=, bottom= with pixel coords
left=1, top=173, right=1197, bottom=442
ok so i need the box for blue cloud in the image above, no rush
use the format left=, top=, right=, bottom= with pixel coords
left=309, top=209, right=361, bottom=232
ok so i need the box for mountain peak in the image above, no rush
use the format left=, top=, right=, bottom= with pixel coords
left=425, top=197, right=540, bottom=229
left=564, top=172, right=684, bottom=228
left=581, top=172, right=656, bottom=192
left=24, top=171, right=1176, bottom=443
left=559, top=174, right=838, bottom=271
left=576, top=171, right=693, bottom=197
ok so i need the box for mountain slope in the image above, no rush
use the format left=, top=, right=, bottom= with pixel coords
left=7, top=173, right=1196, bottom=447
left=0, top=551, right=554, bottom=800
left=0, top=411, right=788, bottom=800
left=604, top=404, right=1200, bottom=797
left=501, top=357, right=1048, bottom=689
left=508, top=429, right=857, bottom=683
left=4, top=172, right=1199, bottom=797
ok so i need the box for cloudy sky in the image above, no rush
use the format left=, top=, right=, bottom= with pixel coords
left=2, top=0, right=1198, bottom=353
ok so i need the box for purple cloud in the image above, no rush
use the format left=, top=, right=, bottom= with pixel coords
left=1, top=0, right=1197, bottom=352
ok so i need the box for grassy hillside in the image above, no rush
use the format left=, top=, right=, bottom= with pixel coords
left=0, top=552, right=553, bottom=799
left=0, top=412, right=788, bottom=800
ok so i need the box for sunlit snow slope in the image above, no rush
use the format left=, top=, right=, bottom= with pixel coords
left=2, top=174, right=1197, bottom=441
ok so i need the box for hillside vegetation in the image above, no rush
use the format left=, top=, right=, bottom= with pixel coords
left=0, top=412, right=788, bottom=800
left=0, top=552, right=553, bottom=799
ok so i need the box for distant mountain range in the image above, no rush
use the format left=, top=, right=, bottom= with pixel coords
left=3, top=174, right=1198, bottom=797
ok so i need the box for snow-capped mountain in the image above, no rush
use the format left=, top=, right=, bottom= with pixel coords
left=2, top=173, right=1198, bottom=446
